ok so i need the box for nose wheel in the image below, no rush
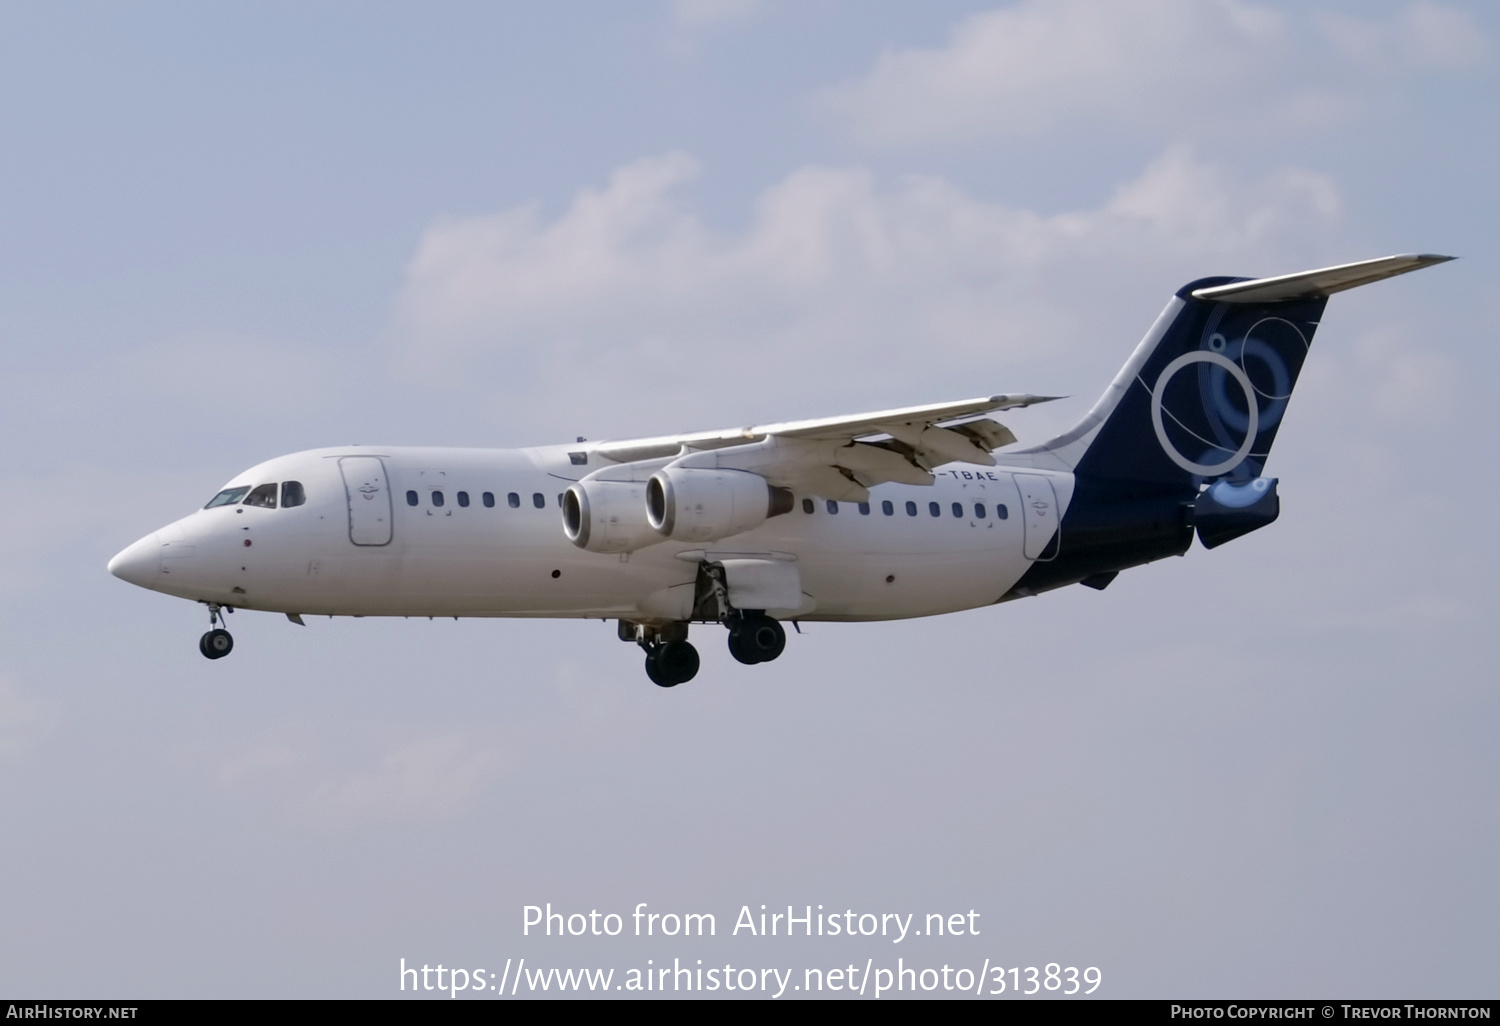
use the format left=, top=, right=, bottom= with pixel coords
left=198, top=603, right=235, bottom=660
left=199, top=629, right=234, bottom=659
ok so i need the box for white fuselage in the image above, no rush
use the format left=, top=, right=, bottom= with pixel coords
left=111, top=445, right=1074, bottom=624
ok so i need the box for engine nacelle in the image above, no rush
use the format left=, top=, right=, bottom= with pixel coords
left=562, top=481, right=662, bottom=553
left=646, top=468, right=793, bottom=543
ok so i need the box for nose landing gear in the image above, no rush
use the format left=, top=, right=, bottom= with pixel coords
left=199, top=603, right=234, bottom=660
left=199, top=629, right=233, bottom=659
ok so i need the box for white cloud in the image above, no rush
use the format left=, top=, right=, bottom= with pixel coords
left=1317, top=2, right=1490, bottom=71
left=670, top=0, right=761, bottom=26
left=822, top=0, right=1489, bottom=145
left=0, top=674, right=52, bottom=763
left=1353, top=327, right=1457, bottom=422
left=390, top=147, right=1341, bottom=436
left=304, top=734, right=513, bottom=825
left=207, top=659, right=655, bottom=829
left=125, top=333, right=333, bottom=419
left=208, top=727, right=521, bottom=828
left=0, top=469, right=157, bottom=598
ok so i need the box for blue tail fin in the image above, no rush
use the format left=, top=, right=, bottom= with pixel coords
left=1005, top=254, right=1451, bottom=597
left=1050, top=254, right=1452, bottom=490
left=1073, top=284, right=1327, bottom=489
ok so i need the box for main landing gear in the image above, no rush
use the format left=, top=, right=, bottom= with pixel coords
left=620, top=620, right=699, bottom=687
left=620, top=563, right=797, bottom=685
left=199, top=602, right=234, bottom=660
left=645, top=640, right=700, bottom=688
left=696, top=562, right=789, bottom=669
left=727, top=611, right=786, bottom=665
left=619, top=612, right=788, bottom=687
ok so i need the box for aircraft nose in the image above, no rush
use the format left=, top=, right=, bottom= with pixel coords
left=108, top=533, right=161, bottom=590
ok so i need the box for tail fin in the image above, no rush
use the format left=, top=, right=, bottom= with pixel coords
left=1042, top=254, right=1453, bottom=490
left=1003, top=254, right=1451, bottom=598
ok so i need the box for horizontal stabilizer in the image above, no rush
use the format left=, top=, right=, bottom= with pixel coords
left=1190, top=253, right=1453, bottom=304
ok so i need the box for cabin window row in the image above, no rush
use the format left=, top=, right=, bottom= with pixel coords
left=404, top=490, right=556, bottom=510
left=399, top=489, right=1006, bottom=520
left=799, top=497, right=1008, bottom=520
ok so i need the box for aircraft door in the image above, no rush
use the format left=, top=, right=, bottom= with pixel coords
left=1012, top=473, right=1059, bottom=561
left=339, top=456, right=394, bottom=546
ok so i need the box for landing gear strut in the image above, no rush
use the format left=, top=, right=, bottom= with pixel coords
left=618, top=561, right=796, bottom=685
left=691, top=562, right=789, bottom=667
left=199, top=603, right=234, bottom=660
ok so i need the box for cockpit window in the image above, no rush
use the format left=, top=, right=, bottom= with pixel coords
left=204, top=486, right=250, bottom=509
left=281, top=481, right=306, bottom=508
left=243, top=483, right=278, bottom=508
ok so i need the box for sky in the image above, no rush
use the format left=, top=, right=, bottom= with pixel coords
left=0, top=0, right=1495, bottom=1000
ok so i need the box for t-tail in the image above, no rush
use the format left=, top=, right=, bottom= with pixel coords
left=1006, top=253, right=1453, bottom=597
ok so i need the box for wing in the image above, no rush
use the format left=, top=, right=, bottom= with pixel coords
left=587, top=393, right=1060, bottom=502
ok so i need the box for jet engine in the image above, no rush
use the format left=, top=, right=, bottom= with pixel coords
left=645, top=468, right=793, bottom=543
left=562, top=481, right=662, bottom=553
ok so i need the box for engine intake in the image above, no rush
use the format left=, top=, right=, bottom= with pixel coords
left=646, top=468, right=792, bottom=543
left=562, top=481, right=662, bottom=553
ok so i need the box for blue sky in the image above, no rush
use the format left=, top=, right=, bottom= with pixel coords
left=0, top=0, right=1495, bottom=998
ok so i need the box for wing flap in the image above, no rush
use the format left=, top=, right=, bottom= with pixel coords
left=833, top=442, right=935, bottom=487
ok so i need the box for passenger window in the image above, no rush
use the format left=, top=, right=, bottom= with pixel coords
left=243, top=483, right=277, bottom=508
left=457, top=491, right=470, bottom=508
left=483, top=492, right=495, bottom=508
left=532, top=493, right=545, bottom=509
left=508, top=492, right=520, bottom=508
left=204, top=486, right=250, bottom=509
left=281, top=481, right=306, bottom=508
left=996, top=504, right=1009, bottom=519
left=858, top=502, right=870, bottom=515
left=431, top=491, right=445, bottom=507
left=952, top=502, right=963, bottom=518
left=929, top=502, right=941, bottom=518
left=882, top=500, right=894, bottom=516
left=826, top=500, right=839, bottom=514
left=406, top=490, right=418, bottom=506
left=975, top=503, right=986, bottom=519
left=802, top=498, right=815, bottom=514
left=905, top=501, right=917, bottom=516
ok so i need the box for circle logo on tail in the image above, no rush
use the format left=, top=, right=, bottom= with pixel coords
left=1150, top=351, right=1259, bottom=477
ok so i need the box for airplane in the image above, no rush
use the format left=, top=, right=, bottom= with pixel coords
left=108, top=254, right=1451, bottom=686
